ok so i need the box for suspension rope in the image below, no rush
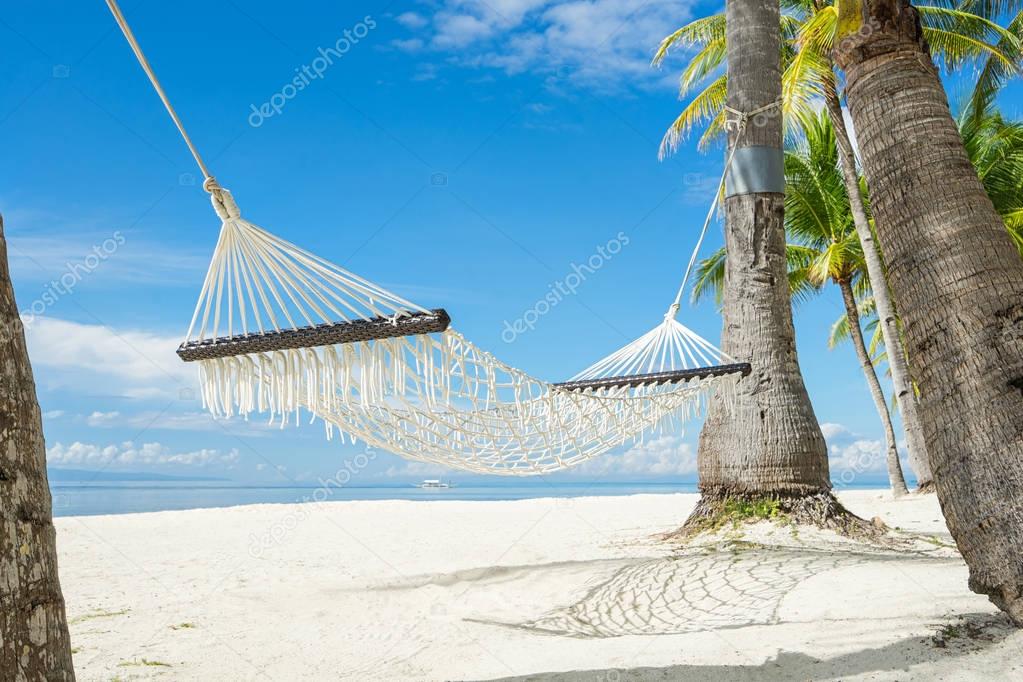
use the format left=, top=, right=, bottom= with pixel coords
left=668, top=99, right=782, bottom=317
left=104, top=0, right=228, bottom=200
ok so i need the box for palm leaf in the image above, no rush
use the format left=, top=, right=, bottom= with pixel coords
left=660, top=74, right=727, bottom=158
left=652, top=14, right=727, bottom=66
left=691, top=246, right=726, bottom=306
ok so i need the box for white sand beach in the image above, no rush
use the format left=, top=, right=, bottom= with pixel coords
left=56, top=490, right=1022, bottom=681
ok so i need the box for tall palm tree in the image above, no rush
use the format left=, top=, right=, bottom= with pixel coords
left=654, top=0, right=1017, bottom=492
left=0, top=214, right=76, bottom=678
left=692, top=113, right=910, bottom=495
left=683, top=0, right=835, bottom=530
left=834, top=0, right=1023, bottom=625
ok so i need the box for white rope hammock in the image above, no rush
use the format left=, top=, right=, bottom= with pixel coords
left=105, top=0, right=757, bottom=475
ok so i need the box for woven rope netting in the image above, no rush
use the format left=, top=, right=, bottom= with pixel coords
left=188, top=197, right=741, bottom=475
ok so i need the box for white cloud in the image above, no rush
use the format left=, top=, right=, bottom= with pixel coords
left=434, top=12, right=498, bottom=48
left=46, top=441, right=240, bottom=469
left=574, top=434, right=697, bottom=477
left=395, top=11, right=429, bottom=29
left=397, top=0, right=695, bottom=89
left=86, top=410, right=121, bottom=427
left=391, top=37, right=424, bottom=52
left=24, top=317, right=195, bottom=400
left=819, top=422, right=852, bottom=440
left=384, top=460, right=452, bottom=478
left=80, top=409, right=274, bottom=436
left=411, top=63, right=440, bottom=82
left=43, top=410, right=65, bottom=419
left=828, top=438, right=887, bottom=473
left=821, top=422, right=906, bottom=478
left=6, top=227, right=207, bottom=287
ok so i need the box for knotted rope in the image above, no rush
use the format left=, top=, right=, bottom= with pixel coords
left=668, top=99, right=782, bottom=315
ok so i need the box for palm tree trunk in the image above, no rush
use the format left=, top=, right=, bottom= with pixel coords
left=835, top=0, right=1023, bottom=623
left=838, top=278, right=909, bottom=496
left=0, top=215, right=76, bottom=679
left=687, top=0, right=835, bottom=527
left=822, top=71, right=933, bottom=492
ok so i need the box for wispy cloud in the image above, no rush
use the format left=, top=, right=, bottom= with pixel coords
left=394, top=0, right=695, bottom=90
left=821, top=422, right=907, bottom=478
left=47, top=440, right=240, bottom=469
left=396, top=11, right=430, bottom=29
left=81, top=408, right=275, bottom=436
left=384, top=460, right=453, bottom=478
left=25, top=317, right=195, bottom=400
left=574, top=434, right=697, bottom=477
left=8, top=234, right=207, bottom=286
left=3, top=205, right=209, bottom=288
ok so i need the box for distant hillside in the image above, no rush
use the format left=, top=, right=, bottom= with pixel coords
left=47, top=468, right=228, bottom=482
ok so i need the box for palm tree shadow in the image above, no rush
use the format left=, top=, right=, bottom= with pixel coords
left=477, top=547, right=943, bottom=637
left=477, top=612, right=1015, bottom=681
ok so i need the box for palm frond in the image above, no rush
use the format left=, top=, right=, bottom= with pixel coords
left=797, top=5, right=839, bottom=56
left=920, top=12, right=1019, bottom=73
left=660, top=74, right=727, bottom=158
left=690, top=245, right=727, bottom=306
left=966, top=10, right=1023, bottom=127
left=678, top=39, right=728, bottom=97
left=782, top=40, right=833, bottom=136
left=652, top=14, right=727, bottom=66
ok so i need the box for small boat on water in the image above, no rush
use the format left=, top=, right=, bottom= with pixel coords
left=416, top=479, right=452, bottom=489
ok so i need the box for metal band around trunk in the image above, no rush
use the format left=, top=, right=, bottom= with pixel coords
left=725, top=146, right=785, bottom=197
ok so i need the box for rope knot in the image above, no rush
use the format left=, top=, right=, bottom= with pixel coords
left=204, top=177, right=242, bottom=221
left=723, top=109, right=749, bottom=134
left=722, top=100, right=782, bottom=135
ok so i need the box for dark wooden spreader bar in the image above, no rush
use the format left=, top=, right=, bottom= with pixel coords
left=177, top=309, right=451, bottom=362
left=553, top=362, right=752, bottom=393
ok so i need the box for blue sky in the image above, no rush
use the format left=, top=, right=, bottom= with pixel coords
left=6, top=0, right=1000, bottom=486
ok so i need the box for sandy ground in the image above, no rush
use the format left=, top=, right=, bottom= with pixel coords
left=55, top=490, right=1022, bottom=681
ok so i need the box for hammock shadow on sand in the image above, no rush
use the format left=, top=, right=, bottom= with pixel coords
left=482, top=612, right=1016, bottom=682
left=475, top=547, right=948, bottom=638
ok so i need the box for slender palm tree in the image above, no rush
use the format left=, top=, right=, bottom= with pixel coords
left=785, top=113, right=908, bottom=495
left=834, top=0, right=1023, bottom=625
left=654, top=0, right=1016, bottom=492
left=0, top=214, right=76, bottom=678
left=828, top=296, right=883, bottom=358
left=692, top=113, right=910, bottom=495
left=827, top=95, right=1023, bottom=417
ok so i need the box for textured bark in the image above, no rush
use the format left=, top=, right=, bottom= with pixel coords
left=674, top=490, right=885, bottom=541
left=822, top=72, right=933, bottom=490
left=0, top=215, right=76, bottom=680
left=694, top=0, right=831, bottom=499
left=835, top=0, right=1023, bottom=623
left=838, top=279, right=908, bottom=496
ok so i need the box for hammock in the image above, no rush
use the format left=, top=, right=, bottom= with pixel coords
left=105, top=0, right=753, bottom=475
